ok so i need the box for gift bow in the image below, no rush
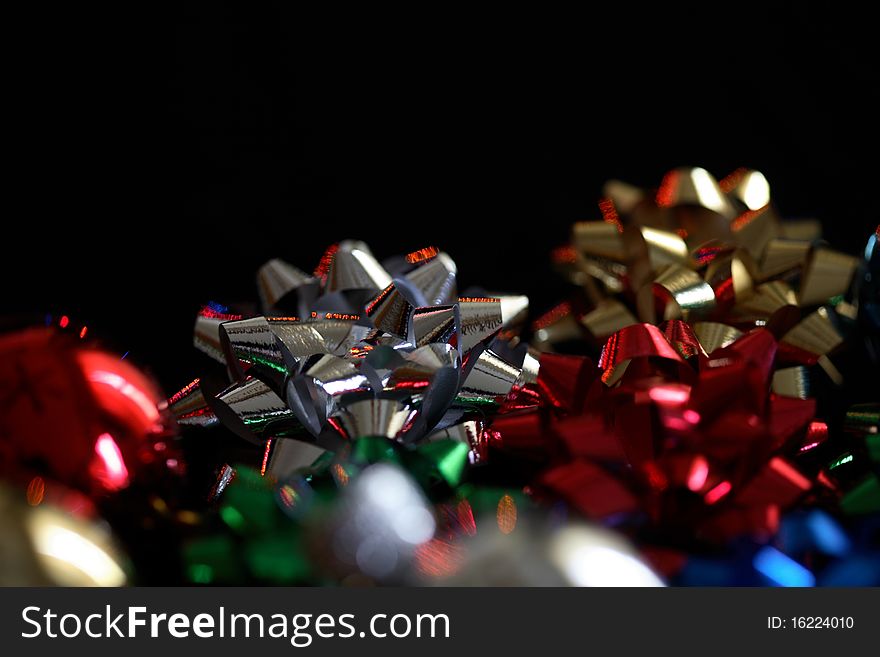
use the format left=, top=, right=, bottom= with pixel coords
left=168, top=241, right=533, bottom=480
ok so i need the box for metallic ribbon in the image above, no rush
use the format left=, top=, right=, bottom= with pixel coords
left=171, top=243, right=535, bottom=481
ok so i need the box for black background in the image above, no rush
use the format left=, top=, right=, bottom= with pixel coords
left=6, top=7, right=878, bottom=395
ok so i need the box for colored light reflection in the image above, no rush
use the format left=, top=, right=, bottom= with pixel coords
left=405, top=246, right=439, bottom=263
left=704, top=481, right=732, bottom=504
left=731, top=208, right=763, bottom=232
left=686, top=457, right=709, bottom=492
left=643, top=462, right=668, bottom=491
left=551, top=245, right=577, bottom=264
left=261, top=439, right=272, bottom=476
left=598, top=197, right=623, bottom=232
left=532, top=301, right=572, bottom=331
left=656, top=167, right=729, bottom=214
left=198, top=304, right=242, bottom=321
left=694, top=244, right=725, bottom=264
left=278, top=484, right=300, bottom=509
left=332, top=463, right=350, bottom=487
left=188, top=564, right=214, bottom=584
left=86, top=368, right=160, bottom=423
left=769, top=457, right=811, bottom=490
left=310, top=311, right=361, bottom=321
left=656, top=170, right=679, bottom=207
left=648, top=385, right=689, bottom=405
left=220, top=505, right=247, bottom=531
left=93, top=433, right=130, bottom=490
left=313, top=243, right=339, bottom=281
left=165, top=378, right=200, bottom=408
left=456, top=499, right=477, bottom=536
left=718, top=167, right=746, bottom=193
left=496, top=494, right=517, bottom=534
left=753, top=546, right=815, bottom=587
left=805, top=421, right=828, bottom=444
left=414, top=538, right=465, bottom=578
left=27, top=476, right=46, bottom=506
left=806, top=511, right=851, bottom=557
